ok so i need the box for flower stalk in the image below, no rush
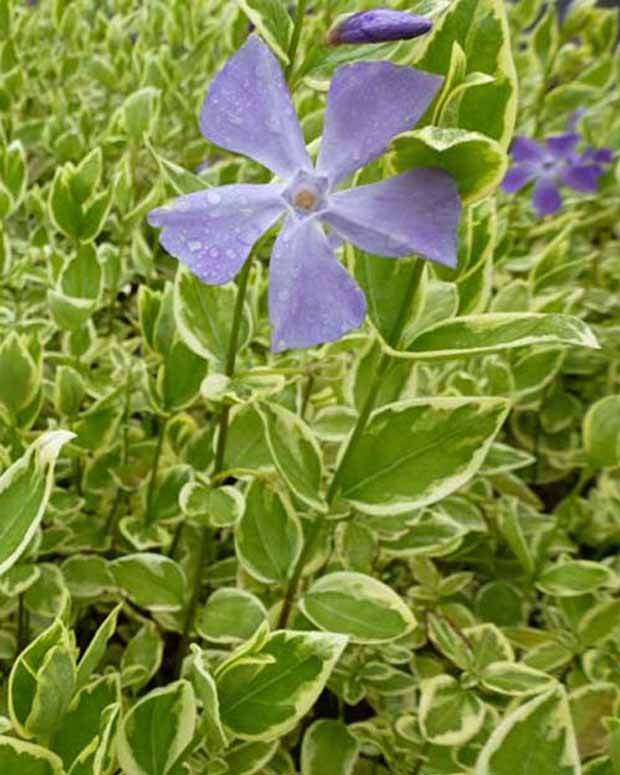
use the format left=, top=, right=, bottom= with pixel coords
left=174, top=258, right=252, bottom=675
left=278, top=258, right=424, bottom=629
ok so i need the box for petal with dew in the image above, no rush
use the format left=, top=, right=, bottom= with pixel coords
left=532, top=177, right=562, bottom=217
left=546, top=132, right=581, bottom=160
left=321, top=169, right=461, bottom=268
left=148, top=184, right=286, bottom=285
left=316, top=61, right=442, bottom=186
left=510, top=137, right=547, bottom=164
left=501, top=163, right=538, bottom=193
left=561, top=163, right=604, bottom=193
left=200, top=36, right=311, bottom=179
left=269, top=217, right=367, bottom=352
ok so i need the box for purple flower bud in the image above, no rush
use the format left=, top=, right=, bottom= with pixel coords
left=327, top=8, right=432, bottom=46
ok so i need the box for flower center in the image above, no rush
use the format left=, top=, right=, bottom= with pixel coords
left=283, top=170, right=329, bottom=219
left=293, top=189, right=318, bottom=211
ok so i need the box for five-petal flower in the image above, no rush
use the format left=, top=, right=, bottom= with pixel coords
left=501, top=132, right=612, bottom=217
left=148, top=36, right=461, bottom=352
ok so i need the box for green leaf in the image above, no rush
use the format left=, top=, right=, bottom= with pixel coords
left=427, top=613, right=473, bottom=670
left=123, top=87, right=160, bottom=142
left=223, top=739, right=279, bottom=775
left=174, top=266, right=251, bottom=368
left=419, top=674, right=486, bottom=745
left=570, top=683, right=619, bottom=760
left=117, top=681, right=196, bottom=775
left=75, top=603, right=122, bottom=691
left=259, top=403, right=325, bottom=512
left=217, top=630, right=347, bottom=741
left=301, top=719, right=360, bottom=775
left=397, top=313, right=599, bottom=360
left=474, top=687, right=581, bottom=775
left=0, top=332, right=39, bottom=417
left=237, top=0, right=293, bottom=62
left=222, top=404, right=273, bottom=472
left=0, top=430, right=74, bottom=575
left=578, top=600, right=620, bottom=648
left=180, top=479, right=244, bottom=528
left=336, top=397, right=509, bottom=516
left=197, top=588, right=267, bottom=644
left=157, top=339, right=207, bottom=413
left=416, top=0, right=518, bottom=147
left=537, top=561, right=615, bottom=597
left=110, top=553, right=186, bottom=611
left=352, top=253, right=424, bottom=348
left=70, top=148, right=102, bottom=204
left=300, top=571, right=416, bottom=644
left=0, top=736, right=65, bottom=775
left=121, top=623, right=164, bottom=691
left=54, top=366, right=86, bottom=417
left=191, top=649, right=229, bottom=753
left=50, top=674, right=120, bottom=772
left=392, top=127, right=507, bottom=204
left=584, top=396, right=620, bottom=468
left=49, top=167, right=82, bottom=240
left=9, top=619, right=76, bottom=740
left=235, top=479, right=302, bottom=584
left=381, top=511, right=466, bottom=558
left=481, top=662, right=556, bottom=697
left=1, top=140, right=26, bottom=211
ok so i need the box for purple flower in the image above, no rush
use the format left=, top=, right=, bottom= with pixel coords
left=501, top=133, right=611, bottom=217
left=327, top=9, right=432, bottom=45
left=148, top=36, right=460, bottom=352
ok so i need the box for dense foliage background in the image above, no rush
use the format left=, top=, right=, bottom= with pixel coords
left=0, top=0, right=619, bottom=773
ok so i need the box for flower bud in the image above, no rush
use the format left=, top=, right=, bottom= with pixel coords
left=327, top=9, right=432, bottom=46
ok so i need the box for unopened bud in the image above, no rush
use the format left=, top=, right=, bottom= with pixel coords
left=328, top=9, right=432, bottom=46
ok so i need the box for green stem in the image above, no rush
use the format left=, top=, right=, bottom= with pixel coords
left=412, top=741, right=430, bottom=775
left=278, top=260, right=423, bottom=628
left=300, top=374, right=314, bottom=418
left=285, top=0, right=308, bottom=83
left=144, top=414, right=168, bottom=526
left=17, top=593, right=28, bottom=652
left=174, top=259, right=253, bottom=676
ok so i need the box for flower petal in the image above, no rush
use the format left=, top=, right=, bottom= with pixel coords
left=269, top=217, right=367, bottom=352
left=546, top=132, right=581, bottom=160
left=510, top=137, right=546, bottom=164
left=316, top=61, right=442, bottom=185
left=148, top=184, right=286, bottom=285
left=581, top=147, right=613, bottom=165
left=200, top=36, right=311, bottom=178
left=501, top=163, right=537, bottom=193
left=321, top=169, right=461, bottom=268
left=561, top=163, right=604, bottom=193
left=532, top=177, right=562, bottom=217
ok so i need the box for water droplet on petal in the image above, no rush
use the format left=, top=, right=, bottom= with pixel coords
left=207, top=191, right=222, bottom=205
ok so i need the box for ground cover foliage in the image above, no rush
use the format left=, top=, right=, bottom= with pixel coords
left=0, top=0, right=619, bottom=773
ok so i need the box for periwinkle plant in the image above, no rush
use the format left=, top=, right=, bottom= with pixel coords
left=0, top=0, right=618, bottom=774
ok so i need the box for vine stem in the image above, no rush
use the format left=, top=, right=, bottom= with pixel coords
left=285, top=0, right=308, bottom=82
left=278, top=259, right=424, bottom=629
left=144, top=414, right=168, bottom=526
left=17, top=592, right=30, bottom=652
left=174, top=259, right=252, bottom=676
